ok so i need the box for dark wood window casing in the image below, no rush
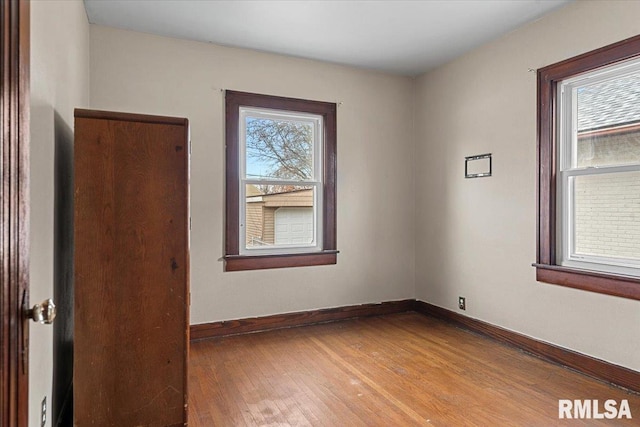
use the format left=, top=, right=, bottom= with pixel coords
left=224, top=91, right=337, bottom=271
left=535, top=34, right=640, bottom=301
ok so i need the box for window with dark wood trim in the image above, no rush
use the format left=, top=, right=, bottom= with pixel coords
left=535, top=34, right=640, bottom=300
left=224, top=91, right=337, bottom=271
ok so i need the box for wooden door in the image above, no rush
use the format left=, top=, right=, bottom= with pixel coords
left=74, top=110, right=189, bottom=426
left=1, top=1, right=30, bottom=425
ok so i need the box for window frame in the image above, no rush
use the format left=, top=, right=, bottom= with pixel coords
left=239, top=107, right=323, bottom=256
left=557, top=61, right=640, bottom=277
left=535, top=34, right=640, bottom=300
left=224, top=90, right=337, bottom=271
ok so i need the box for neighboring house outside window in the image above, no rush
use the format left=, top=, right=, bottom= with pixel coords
left=569, top=74, right=640, bottom=269
left=245, top=187, right=314, bottom=247
left=224, top=91, right=337, bottom=271
left=536, top=34, right=640, bottom=300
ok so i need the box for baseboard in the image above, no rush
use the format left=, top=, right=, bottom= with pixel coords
left=190, top=299, right=415, bottom=341
left=413, top=300, right=640, bottom=394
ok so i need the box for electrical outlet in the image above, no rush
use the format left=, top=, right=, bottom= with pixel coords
left=41, top=396, right=46, bottom=427
left=458, top=297, right=466, bottom=311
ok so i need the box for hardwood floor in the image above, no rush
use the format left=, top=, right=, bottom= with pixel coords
left=189, top=313, right=639, bottom=426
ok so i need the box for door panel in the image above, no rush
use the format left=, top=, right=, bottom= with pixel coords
left=74, top=111, right=189, bottom=426
left=1, top=1, right=31, bottom=426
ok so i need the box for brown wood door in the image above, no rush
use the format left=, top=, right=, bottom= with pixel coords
left=74, top=110, right=189, bottom=426
left=1, top=1, right=30, bottom=425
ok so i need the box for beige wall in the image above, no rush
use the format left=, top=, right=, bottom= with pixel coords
left=414, top=0, right=640, bottom=371
left=30, top=1, right=90, bottom=426
left=89, top=26, right=416, bottom=324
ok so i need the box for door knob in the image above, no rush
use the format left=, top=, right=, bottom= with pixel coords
left=27, top=298, right=56, bottom=324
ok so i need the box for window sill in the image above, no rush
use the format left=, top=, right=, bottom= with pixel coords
left=533, top=263, right=640, bottom=301
left=225, top=250, right=339, bottom=272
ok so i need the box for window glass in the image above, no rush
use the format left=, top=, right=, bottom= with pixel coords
left=239, top=108, right=322, bottom=255
left=575, top=72, right=640, bottom=168
left=245, top=184, right=316, bottom=249
left=245, top=116, right=315, bottom=180
left=571, top=171, right=640, bottom=263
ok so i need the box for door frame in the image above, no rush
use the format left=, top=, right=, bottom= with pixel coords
left=1, top=0, right=30, bottom=425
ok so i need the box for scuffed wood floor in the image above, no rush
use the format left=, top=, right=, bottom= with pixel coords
left=188, top=313, right=639, bottom=426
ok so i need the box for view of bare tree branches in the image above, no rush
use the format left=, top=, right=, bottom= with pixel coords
left=246, top=118, right=313, bottom=181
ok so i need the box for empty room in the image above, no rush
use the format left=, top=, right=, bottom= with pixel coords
left=2, top=0, right=640, bottom=426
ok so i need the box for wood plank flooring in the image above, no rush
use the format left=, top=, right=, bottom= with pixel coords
left=188, top=313, right=639, bottom=426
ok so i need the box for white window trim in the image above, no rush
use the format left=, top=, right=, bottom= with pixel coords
left=238, top=106, right=324, bottom=256
left=557, top=60, right=640, bottom=277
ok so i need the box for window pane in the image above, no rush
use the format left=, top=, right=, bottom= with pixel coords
left=572, top=171, right=640, bottom=261
left=576, top=72, right=640, bottom=168
left=245, top=117, right=314, bottom=180
left=245, top=184, right=315, bottom=248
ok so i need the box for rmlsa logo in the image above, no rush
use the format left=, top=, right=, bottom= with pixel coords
left=559, top=399, right=632, bottom=419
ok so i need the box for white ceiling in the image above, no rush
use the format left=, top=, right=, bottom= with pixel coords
left=84, top=0, right=571, bottom=76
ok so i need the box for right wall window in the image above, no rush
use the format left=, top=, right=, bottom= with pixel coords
left=536, top=35, right=640, bottom=300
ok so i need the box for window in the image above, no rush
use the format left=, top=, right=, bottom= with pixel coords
left=224, top=91, right=337, bottom=271
left=536, top=34, right=640, bottom=300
